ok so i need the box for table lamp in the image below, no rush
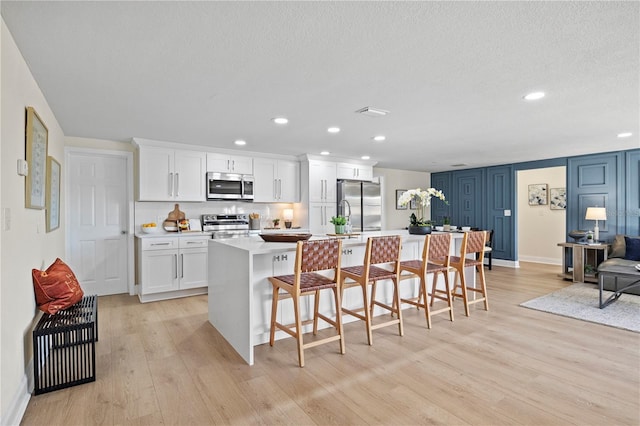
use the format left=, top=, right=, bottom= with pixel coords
left=283, top=208, right=293, bottom=228
left=585, top=207, right=606, bottom=242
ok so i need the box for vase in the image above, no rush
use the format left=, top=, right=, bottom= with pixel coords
left=334, top=225, right=345, bottom=234
left=408, top=225, right=432, bottom=235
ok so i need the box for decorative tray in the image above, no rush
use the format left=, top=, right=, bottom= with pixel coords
left=259, top=233, right=312, bottom=242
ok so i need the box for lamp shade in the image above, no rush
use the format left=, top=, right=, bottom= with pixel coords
left=283, top=209, right=294, bottom=221
left=585, top=207, right=607, bottom=221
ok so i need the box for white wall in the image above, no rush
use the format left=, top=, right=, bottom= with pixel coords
left=374, top=167, right=430, bottom=230
left=1, top=19, right=66, bottom=424
left=517, top=167, right=566, bottom=264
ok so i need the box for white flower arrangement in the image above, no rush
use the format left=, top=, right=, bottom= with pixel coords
left=398, top=188, right=447, bottom=226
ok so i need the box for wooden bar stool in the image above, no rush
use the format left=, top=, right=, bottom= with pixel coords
left=450, top=231, right=489, bottom=316
left=268, top=238, right=345, bottom=367
left=398, top=233, right=454, bottom=329
left=341, top=235, right=403, bottom=345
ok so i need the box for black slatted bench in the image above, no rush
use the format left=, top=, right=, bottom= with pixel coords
left=32, top=295, right=98, bottom=394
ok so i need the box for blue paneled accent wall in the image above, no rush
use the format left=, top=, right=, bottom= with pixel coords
left=626, top=150, right=640, bottom=235
left=486, top=165, right=514, bottom=261
left=567, top=153, right=623, bottom=241
left=431, top=172, right=452, bottom=224
left=431, top=148, right=639, bottom=262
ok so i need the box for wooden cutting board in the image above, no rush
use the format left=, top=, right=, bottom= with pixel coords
left=167, top=204, right=185, bottom=221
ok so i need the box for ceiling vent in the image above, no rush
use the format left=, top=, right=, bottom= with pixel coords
left=355, top=106, right=389, bottom=117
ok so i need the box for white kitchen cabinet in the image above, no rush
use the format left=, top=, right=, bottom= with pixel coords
left=206, top=152, right=253, bottom=174
left=308, top=160, right=337, bottom=203
left=253, top=158, right=300, bottom=202
left=308, top=202, right=337, bottom=234
left=336, top=162, right=373, bottom=181
left=138, top=146, right=206, bottom=201
left=137, top=235, right=209, bottom=302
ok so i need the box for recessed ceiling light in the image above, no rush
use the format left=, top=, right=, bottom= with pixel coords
left=327, top=127, right=340, bottom=133
left=234, top=140, right=246, bottom=146
left=523, top=92, right=545, bottom=101
left=356, top=106, right=389, bottom=117
left=451, top=163, right=467, bottom=167
left=617, top=132, right=633, bottom=138
left=361, top=156, right=370, bottom=160
left=373, top=135, right=386, bottom=142
left=320, top=151, right=330, bottom=156
left=272, top=117, right=288, bottom=124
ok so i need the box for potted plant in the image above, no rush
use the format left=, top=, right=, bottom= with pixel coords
left=330, top=215, right=347, bottom=234
left=443, top=216, right=451, bottom=232
left=272, top=218, right=280, bottom=228
left=398, top=188, right=447, bottom=235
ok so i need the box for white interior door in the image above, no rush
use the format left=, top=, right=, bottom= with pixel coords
left=66, top=149, right=133, bottom=295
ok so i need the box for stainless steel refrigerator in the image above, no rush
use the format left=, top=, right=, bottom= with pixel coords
left=337, top=180, right=382, bottom=232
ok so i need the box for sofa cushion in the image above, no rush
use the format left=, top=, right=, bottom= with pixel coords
left=32, top=258, right=84, bottom=314
left=624, top=236, right=640, bottom=261
left=609, top=234, right=626, bottom=258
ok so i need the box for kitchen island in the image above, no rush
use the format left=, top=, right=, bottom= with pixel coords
left=208, top=231, right=473, bottom=365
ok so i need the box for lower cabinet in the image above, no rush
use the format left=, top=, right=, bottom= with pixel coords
left=137, top=235, right=209, bottom=302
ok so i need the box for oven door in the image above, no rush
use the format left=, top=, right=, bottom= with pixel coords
left=207, top=173, right=243, bottom=200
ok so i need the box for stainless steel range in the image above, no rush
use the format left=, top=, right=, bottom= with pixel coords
left=202, top=214, right=250, bottom=239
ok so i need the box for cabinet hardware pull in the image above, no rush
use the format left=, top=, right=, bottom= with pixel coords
left=169, top=173, right=174, bottom=197
left=150, top=242, right=171, bottom=246
left=274, top=180, right=278, bottom=199
left=174, top=254, right=178, bottom=279
left=282, top=254, right=288, bottom=261
left=227, top=159, right=230, bottom=170
left=181, top=254, right=184, bottom=278
left=232, top=160, right=235, bottom=171
left=175, top=173, right=179, bottom=197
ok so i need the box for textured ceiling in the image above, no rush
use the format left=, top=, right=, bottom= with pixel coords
left=2, top=1, right=638, bottom=172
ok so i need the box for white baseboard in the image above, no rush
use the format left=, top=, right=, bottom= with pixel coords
left=490, top=259, right=519, bottom=268
left=518, top=255, right=561, bottom=266
left=0, top=363, right=31, bottom=426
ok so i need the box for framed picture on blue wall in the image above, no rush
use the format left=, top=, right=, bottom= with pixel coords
left=550, top=187, right=566, bottom=210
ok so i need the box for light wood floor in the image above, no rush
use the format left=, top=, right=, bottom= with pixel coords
left=21, top=262, right=640, bottom=425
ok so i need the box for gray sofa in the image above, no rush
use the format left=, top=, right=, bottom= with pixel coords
left=598, top=235, right=640, bottom=295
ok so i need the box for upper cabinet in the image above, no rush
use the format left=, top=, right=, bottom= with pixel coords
left=336, top=162, right=373, bottom=181
left=206, top=152, right=253, bottom=174
left=138, top=146, right=206, bottom=201
left=308, top=160, right=337, bottom=203
left=253, top=158, right=300, bottom=203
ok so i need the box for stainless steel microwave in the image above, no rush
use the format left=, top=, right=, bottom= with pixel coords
left=206, top=172, right=254, bottom=201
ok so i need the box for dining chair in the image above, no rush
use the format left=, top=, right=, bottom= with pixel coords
left=450, top=230, right=489, bottom=316
left=268, top=238, right=345, bottom=367
left=398, top=233, right=454, bottom=329
left=341, top=235, right=403, bottom=345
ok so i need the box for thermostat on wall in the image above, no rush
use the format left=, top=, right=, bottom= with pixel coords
left=17, top=159, right=28, bottom=176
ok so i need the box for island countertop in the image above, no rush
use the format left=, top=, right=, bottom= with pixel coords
left=209, top=230, right=465, bottom=255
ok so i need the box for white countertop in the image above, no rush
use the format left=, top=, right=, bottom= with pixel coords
left=135, top=231, right=212, bottom=238
left=210, top=230, right=465, bottom=255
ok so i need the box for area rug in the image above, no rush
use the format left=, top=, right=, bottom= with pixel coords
left=520, top=283, right=640, bottom=333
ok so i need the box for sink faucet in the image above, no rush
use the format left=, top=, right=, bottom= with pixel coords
left=339, top=199, right=352, bottom=224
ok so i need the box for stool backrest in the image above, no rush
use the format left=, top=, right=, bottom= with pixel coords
left=298, top=239, right=342, bottom=273
left=426, top=233, right=451, bottom=267
left=368, top=235, right=402, bottom=265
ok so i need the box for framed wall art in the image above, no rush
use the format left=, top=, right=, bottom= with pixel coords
left=528, top=183, right=548, bottom=206
left=396, top=190, right=407, bottom=210
left=25, top=107, right=48, bottom=209
left=549, top=187, right=566, bottom=210
left=46, top=156, right=61, bottom=232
